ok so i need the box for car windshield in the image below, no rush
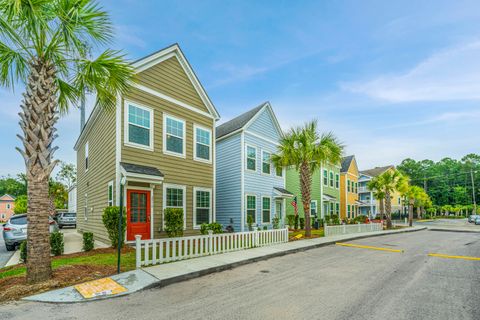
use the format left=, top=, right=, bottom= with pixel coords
left=10, top=216, right=27, bottom=225
left=63, top=213, right=76, bottom=217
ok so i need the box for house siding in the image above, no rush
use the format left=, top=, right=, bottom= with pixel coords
left=285, top=169, right=322, bottom=218
left=215, top=134, right=242, bottom=232
left=246, top=107, right=282, bottom=141
left=340, top=158, right=359, bottom=220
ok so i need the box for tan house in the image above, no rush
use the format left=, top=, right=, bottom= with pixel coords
left=74, top=44, right=220, bottom=243
left=0, top=194, right=15, bottom=222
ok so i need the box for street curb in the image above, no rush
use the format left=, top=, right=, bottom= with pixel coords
left=428, top=228, right=480, bottom=234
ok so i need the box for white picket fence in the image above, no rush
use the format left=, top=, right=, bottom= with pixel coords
left=324, top=223, right=383, bottom=237
left=135, top=228, right=289, bottom=268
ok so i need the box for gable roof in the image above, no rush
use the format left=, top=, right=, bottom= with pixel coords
left=74, top=43, right=220, bottom=150
left=0, top=194, right=15, bottom=201
left=216, top=101, right=283, bottom=140
left=359, top=165, right=394, bottom=178
left=340, top=155, right=355, bottom=173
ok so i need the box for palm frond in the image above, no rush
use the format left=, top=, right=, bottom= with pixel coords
left=0, top=40, right=28, bottom=87
left=56, top=78, right=80, bottom=114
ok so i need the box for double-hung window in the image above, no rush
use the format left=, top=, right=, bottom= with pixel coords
left=329, top=171, right=334, bottom=187
left=262, top=151, right=271, bottom=175
left=276, top=166, right=283, bottom=177
left=246, top=146, right=256, bottom=171
left=107, top=181, right=113, bottom=207
left=164, top=185, right=186, bottom=229
left=335, top=174, right=340, bottom=189
left=262, top=197, right=271, bottom=223
left=347, top=204, right=351, bottom=218
left=335, top=202, right=340, bottom=215
left=164, top=115, right=185, bottom=156
left=246, top=195, right=256, bottom=223
left=310, top=200, right=317, bottom=216
left=194, top=188, right=211, bottom=227
left=323, top=169, right=328, bottom=185
left=127, top=103, right=153, bottom=149
left=347, top=180, right=351, bottom=192
left=194, top=126, right=211, bottom=162
left=330, top=202, right=334, bottom=215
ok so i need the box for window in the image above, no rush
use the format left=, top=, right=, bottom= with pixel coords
left=398, top=197, right=401, bottom=205
left=164, top=115, right=185, bottom=156
left=246, top=195, right=256, bottom=223
left=107, top=181, right=113, bottom=206
left=335, top=202, right=340, bottom=215
left=194, top=126, right=211, bottom=162
left=262, top=151, right=271, bottom=175
left=355, top=182, right=358, bottom=193
left=329, top=171, right=334, bottom=187
left=347, top=180, right=351, bottom=192
left=262, top=197, right=271, bottom=223
left=330, top=202, right=334, bottom=215
left=310, top=200, right=317, bottom=216
left=6, top=204, right=10, bottom=209
left=164, top=185, right=186, bottom=229
left=194, top=188, right=211, bottom=227
left=347, top=204, right=351, bottom=218
left=85, top=142, right=89, bottom=171
left=335, top=174, right=340, bottom=189
left=276, top=166, right=283, bottom=177
left=246, top=146, right=256, bottom=171
left=84, top=194, right=88, bottom=221
left=126, top=103, right=153, bottom=149
left=323, top=169, right=328, bottom=185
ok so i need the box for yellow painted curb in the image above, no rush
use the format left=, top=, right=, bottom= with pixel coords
left=335, top=242, right=403, bottom=253
left=428, top=253, right=480, bottom=261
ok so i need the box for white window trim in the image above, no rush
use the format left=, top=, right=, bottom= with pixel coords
left=245, top=144, right=257, bottom=173
left=163, top=113, right=186, bottom=158
left=323, top=169, right=328, bottom=185
left=162, top=183, right=187, bottom=230
left=310, top=200, right=318, bottom=216
left=6, top=204, right=10, bottom=209
left=262, top=196, right=271, bottom=224
left=275, top=165, right=284, bottom=178
left=107, top=181, right=114, bottom=207
left=85, top=141, right=89, bottom=173
left=329, top=170, right=334, bottom=188
left=193, top=124, right=212, bottom=164
left=245, top=194, right=257, bottom=224
left=261, top=150, right=272, bottom=176
left=124, top=100, right=154, bottom=151
left=335, top=173, right=340, bottom=189
left=193, top=187, right=212, bottom=229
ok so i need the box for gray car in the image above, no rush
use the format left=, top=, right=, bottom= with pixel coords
left=475, top=217, right=480, bottom=225
left=2, top=214, right=59, bottom=251
left=57, top=212, right=76, bottom=229
left=468, top=215, right=479, bottom=223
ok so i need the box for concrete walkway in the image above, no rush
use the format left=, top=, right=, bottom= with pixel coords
left=5, top=229, right=109, bottom=267
left=23, top=226, right=425, bottom=303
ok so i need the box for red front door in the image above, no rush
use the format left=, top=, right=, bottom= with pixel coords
left=126, top=190, right=151, bottom=241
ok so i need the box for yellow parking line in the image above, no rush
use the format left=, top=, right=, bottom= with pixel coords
left=335, top=242, right=403, bottom=253
left=428, top=253, right=480, bottom=261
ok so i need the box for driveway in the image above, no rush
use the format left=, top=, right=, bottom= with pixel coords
left=1, top=230, right=479, bottom=319
left=0, top=230, right=14, bottom=267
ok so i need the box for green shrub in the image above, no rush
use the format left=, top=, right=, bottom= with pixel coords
left=331, top=214, right=340, bottom=225
left=299, top=217, right=305, bottom=229
left=353, top=215, right=368, bottom=224
left=263, top=225, right=267, bottom=230
left=102, top=206, right=126, bottom=247
left=294, top=215, right=299, bottom=230
left=247, top=215, right=254, bottom=231
left=286, top=215, right=295, bottom=228
left=257, top=227, right=262, bottom=231
left=200, top=222, right=223, bottom=235
left=324, top=215, right=331, bottom=225
left=272, top=215, right=280, bottom=229
left=83, top=232, right=94, bottom=252
left=164, top=208, right=184, bottom=237
left=50, top=231, right=64, bottom=256
left=20, top=241, right=27, bottom=262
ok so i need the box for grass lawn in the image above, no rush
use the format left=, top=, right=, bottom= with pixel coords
left=289, top=228, right=324, bottom=240
left=0, top=247, right=136, bottom=303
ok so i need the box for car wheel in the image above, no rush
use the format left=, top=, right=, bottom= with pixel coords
left=59, top=225, right=63, bottom=229
left=5, top=244, right=15, bottom=251
left=74, top=224, right=77, bottom=229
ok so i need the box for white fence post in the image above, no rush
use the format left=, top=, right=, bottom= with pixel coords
left=343, top=224, right=346, bottom=234
left=255, top=229, right=259, bottom=247
left=135, top=235, right=142, bottom=269
left=208, top=230, right=213, bottom=255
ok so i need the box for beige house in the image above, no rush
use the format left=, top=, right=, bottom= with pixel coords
left=74, top=44, right=220, bottom=243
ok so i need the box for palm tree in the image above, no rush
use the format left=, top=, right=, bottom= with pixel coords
left=368, top=169, right=407, bottom=229
left=404, top=185, right=423, bottom=226
left=0, top=0, right=134, bottom=283
left=272, top=120, right=343, bottom=237
left=368, top=178, right=385, bottom=219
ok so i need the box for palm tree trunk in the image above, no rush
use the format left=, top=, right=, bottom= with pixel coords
left=299, top=161, right=312, bottom=237
left=379, top=198, right=385, bottom=219
left=17, top=59, right=58, bottom=283
left=408, top=198, right=414, bottom=227
left=385, top=191, right=392, bottom=229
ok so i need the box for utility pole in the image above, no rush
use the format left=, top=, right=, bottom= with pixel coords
left=471, top=169, right=477, bottom=214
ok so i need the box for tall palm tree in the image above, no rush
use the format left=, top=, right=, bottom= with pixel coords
left=368, top=178, right=385, bottom=219
left=369, top=169, right=407, bottom=229
left=0, top=0, right=134, bottom=283
left=403, top=185, right=423, bottom=227
left=272, top=120, right=343, bottom=237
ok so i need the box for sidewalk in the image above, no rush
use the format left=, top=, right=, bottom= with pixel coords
left=23, top=226, right=426, bottom=303
left=5, top=229, right=109, bottom=267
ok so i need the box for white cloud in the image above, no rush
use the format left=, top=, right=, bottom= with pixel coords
left=342, top=40, right=480, bottom=102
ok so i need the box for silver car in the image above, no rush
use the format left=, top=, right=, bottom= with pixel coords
left=2, top=214, right=59, bottom=251
left=468, top=215, right=479, bottom=223
left=57, top=212, right=76, bottom=229
left=475, top=217, right=480, bottom=225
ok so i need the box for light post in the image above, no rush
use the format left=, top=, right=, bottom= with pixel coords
left=117, top=176, right=126, bottom=274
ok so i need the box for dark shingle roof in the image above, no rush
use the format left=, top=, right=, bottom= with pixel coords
left=273, top=187, right=294, bottom=196
left=120, top=162, right=164, bottom=177
left=359, top=165, right=394, bottom=177
left=340, top=155, right=355, bottom=173
left=216, top=102, right=267, bottom=139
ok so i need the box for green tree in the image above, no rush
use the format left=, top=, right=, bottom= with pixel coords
left=56, top=162, right=76, bottom=189
left=272, top=120, right=343, bottom=237
left=14, top=195, right=27, bottom=214
left=0, top=0, right=134, bottom=283
left=0, top=175, right=27, bottom=197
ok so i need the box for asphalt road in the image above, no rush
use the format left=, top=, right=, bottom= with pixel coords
left=0, top=229, right=14, bottom=267
left=1, top=230, right=479, bottom=320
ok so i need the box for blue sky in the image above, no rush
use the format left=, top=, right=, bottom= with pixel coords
left=1, top=0, right=480, bottom=176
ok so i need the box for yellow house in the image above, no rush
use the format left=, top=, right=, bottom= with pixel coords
left=340, top=155, right=359, bottom=220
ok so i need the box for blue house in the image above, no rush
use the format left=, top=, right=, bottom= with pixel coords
left=216, top=102, right=292, bottom=232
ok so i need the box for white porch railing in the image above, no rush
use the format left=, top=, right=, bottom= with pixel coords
left=324, top=223, right=382, bottom=237
left=135, top=228, right=289, bottom=268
